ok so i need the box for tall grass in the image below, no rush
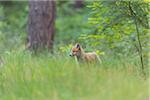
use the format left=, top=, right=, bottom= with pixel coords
left=0, top=51, right=148, bottom=100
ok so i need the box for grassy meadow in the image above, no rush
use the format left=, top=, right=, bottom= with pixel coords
left=0, top=50, right=148, bottom=100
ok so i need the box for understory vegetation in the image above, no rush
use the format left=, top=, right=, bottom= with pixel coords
left=0, top=51, right=148, bottom=100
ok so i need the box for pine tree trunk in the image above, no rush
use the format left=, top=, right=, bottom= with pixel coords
left=27, top=0, right=56, bottom=52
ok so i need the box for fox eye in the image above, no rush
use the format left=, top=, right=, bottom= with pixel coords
left=73, top=50, right=78, bottom=52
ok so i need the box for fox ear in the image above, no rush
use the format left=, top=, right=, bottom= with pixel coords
left=76, top=43, right=80, bottom=48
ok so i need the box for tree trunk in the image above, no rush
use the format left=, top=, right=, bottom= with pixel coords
left=27, top=0, right=56, bottom=52
left=74, top=0, right=84, bottom=8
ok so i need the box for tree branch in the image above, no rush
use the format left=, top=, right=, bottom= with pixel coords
left=128, top=1, right=145, bottom=77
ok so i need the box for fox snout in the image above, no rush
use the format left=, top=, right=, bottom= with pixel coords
left=69, top=53, right=73, bottom=56
left=69, top=52, right=76, bottom=56
left=69, top=52, right=74, bottom=56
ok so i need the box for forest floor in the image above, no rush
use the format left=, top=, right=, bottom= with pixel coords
left=0, top=51, right=149, bottom=100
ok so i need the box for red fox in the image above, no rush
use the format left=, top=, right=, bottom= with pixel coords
left=69, top=43, right=102, bottom=64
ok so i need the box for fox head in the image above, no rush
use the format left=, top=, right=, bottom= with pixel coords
left=69, top=43, right=81, bottom=57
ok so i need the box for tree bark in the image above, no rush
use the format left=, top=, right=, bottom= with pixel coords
left=74, top=0, right=84, bottom=8
left=27, top=0, right=56, bottom=52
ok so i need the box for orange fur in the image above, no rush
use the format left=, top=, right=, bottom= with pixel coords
left=70, top=43, right=101, bottom=63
